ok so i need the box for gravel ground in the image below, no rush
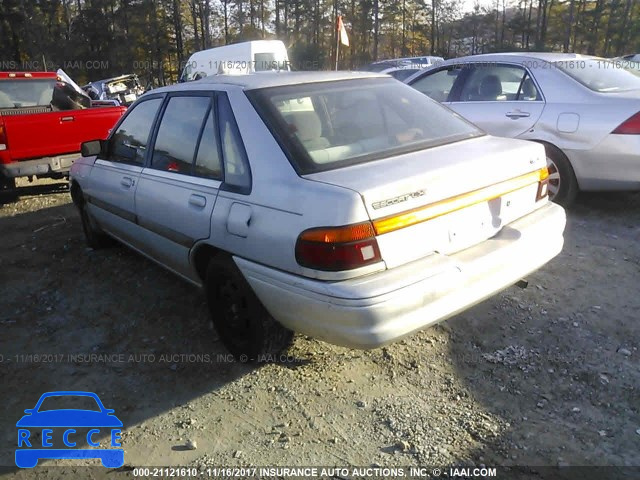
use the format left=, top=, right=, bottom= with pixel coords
left=0, top=179, right=638, bottom=480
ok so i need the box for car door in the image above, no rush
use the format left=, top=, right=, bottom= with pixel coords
left=85, top=96, right=163, bottom=243
left=447, top=63, right=545, bottom=138
left=134, top=93, right=222, bottom=281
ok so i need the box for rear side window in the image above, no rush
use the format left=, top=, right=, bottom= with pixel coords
left=460, top=64, right=530, bottom=101
left=555, top=59, right=640, bottom=92
left=194, top=111, right=223, bottom=180
left=151, top=96, right=211, bottom=174
left=109, top=98, right=162, bottom=165
left=410, top=67, right=462, bottom=102
left=218, top=94, right=251, bottom=192
left=248, top=77, right=480, bottom=174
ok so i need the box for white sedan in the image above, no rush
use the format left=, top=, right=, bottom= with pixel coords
left=70, top=71, right=565, bottom=360
left=406, top=53, right=640, bottom=206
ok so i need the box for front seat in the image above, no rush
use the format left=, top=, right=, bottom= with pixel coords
left=477, top=75, right=503, bottom=101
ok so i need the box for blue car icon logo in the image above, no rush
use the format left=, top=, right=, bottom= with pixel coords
left=16, top=391, right=124, bottom=468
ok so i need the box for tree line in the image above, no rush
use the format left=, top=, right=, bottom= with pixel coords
left=0, top=0, right=638, bottom=86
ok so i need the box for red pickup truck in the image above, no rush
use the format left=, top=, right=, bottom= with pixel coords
left=0, top=72, right=126, bottom=192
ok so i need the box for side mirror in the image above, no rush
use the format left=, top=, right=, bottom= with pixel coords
left=81, top=140, right=104, bottom=157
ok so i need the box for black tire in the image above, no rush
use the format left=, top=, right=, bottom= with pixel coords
left=0, top=175, right=18, bottom=203
left=543, top=144, right=578, bottom=207
left=79, top=203, right=113, bottom=249
left=205, top=256, right=293, bottom=361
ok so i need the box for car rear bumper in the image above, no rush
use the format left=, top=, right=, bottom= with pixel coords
left=568, top=134, right=640, bottom=191
left=235, top=202, right=566, bottom=349
left=0, top=153, right=78, bottom=178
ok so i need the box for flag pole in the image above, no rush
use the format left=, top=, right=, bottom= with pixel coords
left=335, top=16, right=340, bottom=71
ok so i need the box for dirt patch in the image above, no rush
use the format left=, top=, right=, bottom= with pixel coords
left=1, top=180, right=639, bottom=478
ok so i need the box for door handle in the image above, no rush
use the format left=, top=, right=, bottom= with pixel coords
left=120, top=177, right=134, bottom=188
left=188, top=194, right=206, bottom=208
left=505, top=111, right=531, bottom=119
left=60, top=116, right=75, bottom=122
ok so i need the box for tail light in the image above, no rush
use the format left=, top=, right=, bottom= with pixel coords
left=536, top=166, right=550, bottom=201
left=612, top=112, right=640, bottom=134
left=0, top=124, right=6, bottom=151
left=295, top=221, right=382, bottom=271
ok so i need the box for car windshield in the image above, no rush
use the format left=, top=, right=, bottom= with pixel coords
left=249, top=77, right=481, bottom=174
left=554, top=59, right=640, bottom=92
left=37, top=395, right=101, bottom=412
left=0, top=79, right=55, bottom=108
left=106, top=77, right=139, bottom=93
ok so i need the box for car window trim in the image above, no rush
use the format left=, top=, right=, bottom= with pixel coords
left=99, top=93, right=166, bottom=166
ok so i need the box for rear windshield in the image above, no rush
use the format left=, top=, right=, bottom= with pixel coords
left=0, top=79, right=55, bottom=108
left=106, top=77, right=139, bottom=93
left=555, top=59, right=640, bottom=92
left=248, top=78, right=481, bottom=174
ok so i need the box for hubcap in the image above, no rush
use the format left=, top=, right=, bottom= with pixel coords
left=546, top=156, right=561, bottom=200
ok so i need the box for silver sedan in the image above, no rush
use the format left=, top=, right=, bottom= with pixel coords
left=70, top=71, right=564, bottom=359
left=405, top=53, right=640, bottom=205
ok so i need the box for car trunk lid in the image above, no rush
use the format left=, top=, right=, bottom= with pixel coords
left=304, top=136, right=548, bottom=269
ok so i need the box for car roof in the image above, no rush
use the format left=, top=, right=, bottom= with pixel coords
left=154, top=71, right=388, bottom=93
left=443, top=52, right=599, bottom=64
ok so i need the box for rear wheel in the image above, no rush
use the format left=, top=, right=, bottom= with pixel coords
left=543, top=144, right=578, bottom=207
left=205, top=256, right=293, bottom=362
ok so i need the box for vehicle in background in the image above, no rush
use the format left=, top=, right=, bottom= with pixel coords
left=361, top=56, right=444, bottom=73
left=70, top=71, right=565, bottom=359
left=179, top=40, right=290, bottom=82
left=83, top=74, right=145, bottom=106
left=383, top=67, right=422, bottom=81
left=405, top=53, right=640, bottom=206
left=0, top=71, right=126, bottom=194
left=617, top=54, right=640, bottom=62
